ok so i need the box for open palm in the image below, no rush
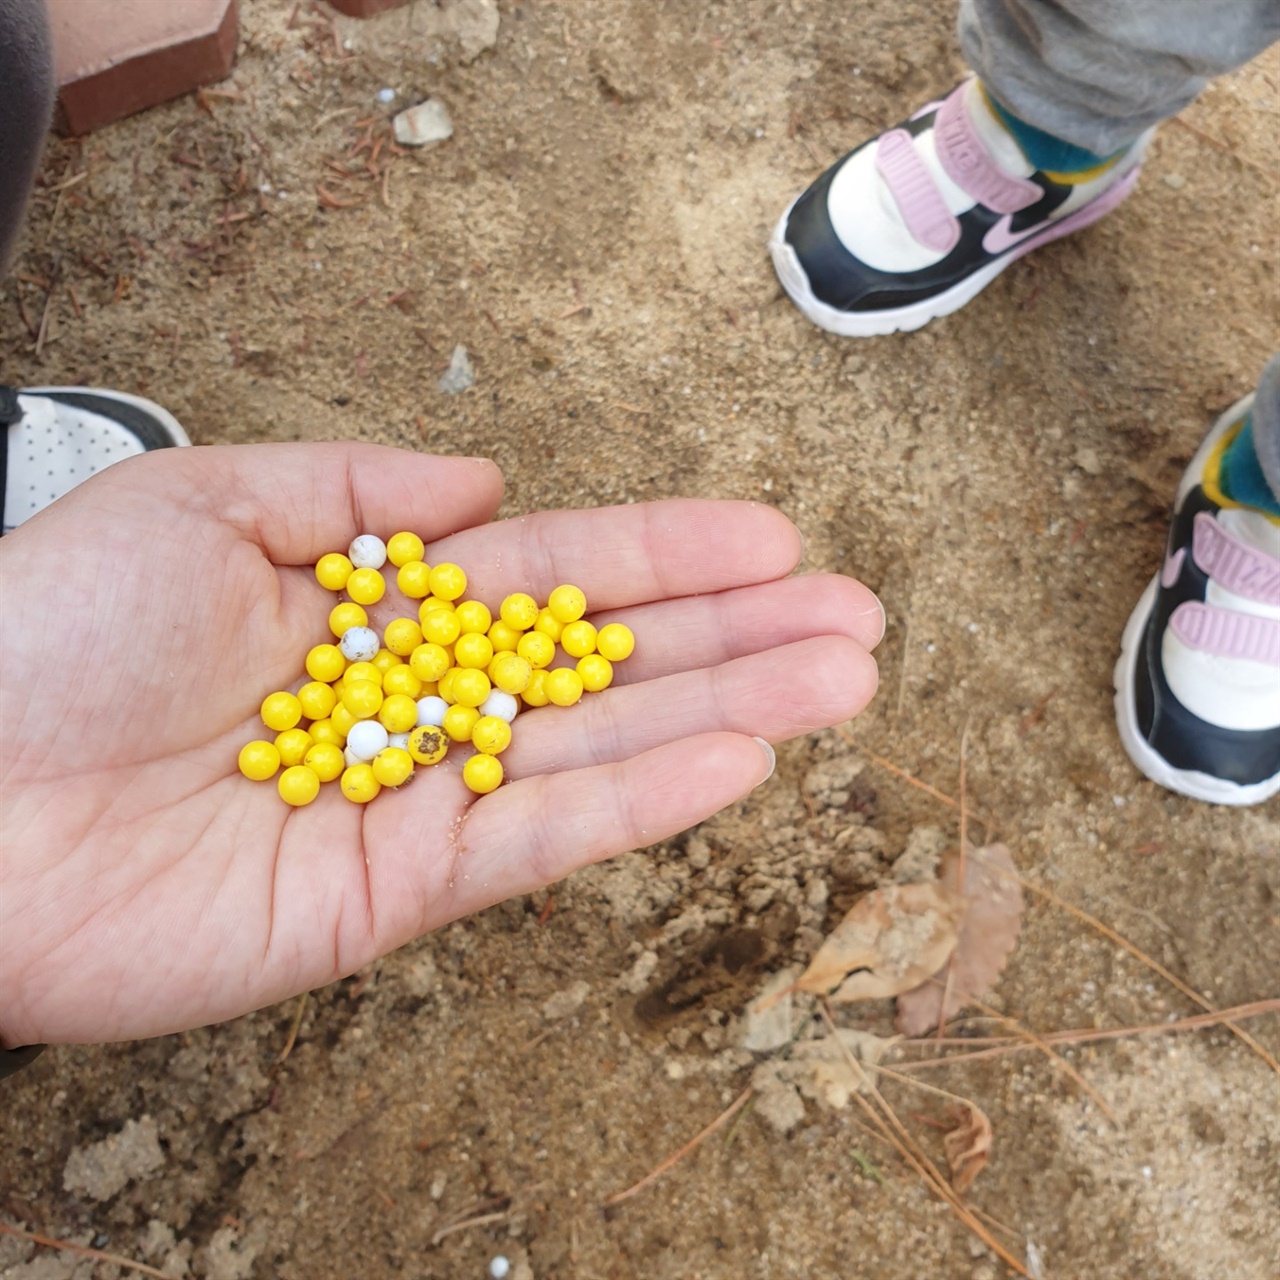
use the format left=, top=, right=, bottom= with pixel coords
left=0, top=443, right=882, bottom=1047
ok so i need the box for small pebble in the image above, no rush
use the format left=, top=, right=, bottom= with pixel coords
left=393, top=98, right=454, bottom=147
left=437, top=345, right=475, bottom=395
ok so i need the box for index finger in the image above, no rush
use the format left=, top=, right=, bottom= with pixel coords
left=424, top=499, right=803, bottom=608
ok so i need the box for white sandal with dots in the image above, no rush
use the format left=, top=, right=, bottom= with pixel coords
left=1, top=386, right=190, bottom=533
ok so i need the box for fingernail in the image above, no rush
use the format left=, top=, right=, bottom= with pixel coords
left=872, top=594, right=887, bottom=647
left=753, top=737, right=776, bottom=784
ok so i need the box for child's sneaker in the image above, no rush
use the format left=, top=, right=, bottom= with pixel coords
left=1114, top=394, right=1280, bottom=806
left=1, top=386, right=191, bottom=533
left=769, top=79, right=1147, bottom=337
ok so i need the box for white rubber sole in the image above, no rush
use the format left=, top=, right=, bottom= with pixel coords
left=769, top=202, right=1010, bottom=337
left=24, top=386, right=193, bottom=448
left=1114, top=577, right=1280, bottom=807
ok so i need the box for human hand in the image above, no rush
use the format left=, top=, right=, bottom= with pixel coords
left=0, top=443, right=882, bottom=1046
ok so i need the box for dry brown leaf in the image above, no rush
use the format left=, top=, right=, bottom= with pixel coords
left=796, top=881, right=966, bottom=1002
left=895, top=843, right=1025, bottom=1035
left=944, top=1101, right=993, bottom=1194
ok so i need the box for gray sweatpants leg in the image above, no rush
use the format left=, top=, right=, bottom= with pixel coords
left=1253, top=357, right=1280, bottom=505
left=959, top=0, right=1280, bottom=154
left=0, top=0, right=54, bottom=273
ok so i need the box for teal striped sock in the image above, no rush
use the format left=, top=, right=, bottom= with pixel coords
left=1220, top=415, right=1280, bottom=517
left=986, top=94, right=1124, bottom=175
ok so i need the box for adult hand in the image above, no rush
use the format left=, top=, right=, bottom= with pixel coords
left=0, top=443, right=882, bottom=1046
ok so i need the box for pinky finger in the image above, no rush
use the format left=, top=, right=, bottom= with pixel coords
left=444, top=733, right=775, bottom=915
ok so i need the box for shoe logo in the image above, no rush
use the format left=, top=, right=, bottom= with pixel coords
left=1161, top=546, right=1186, bottom=589
left=982, top=214, right=1044, bottom=256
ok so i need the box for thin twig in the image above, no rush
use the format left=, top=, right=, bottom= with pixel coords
left=278, top=991, right=308, bottom=1063
left=936, top=725, right=970, bottom=1043
left=960, top=991, right=1115, bottom=1121
left=603, top=1083, right=753, bottom=1206
left=0, top=1223, right=171, bottom=1280
left=838, top=732, right=999, bottom=832
left=816, top=1004, right=1029, bottom=1276
left=854, top=747, right=1279, bottom=1076
left=1170, top=115, right=1277, bottom=177
left=896, top=998, right=1280, bottom=1071
left=430, top=1211, right=509, bottom=1247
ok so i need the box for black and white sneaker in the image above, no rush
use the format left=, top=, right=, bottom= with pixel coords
left=1115, top=394, right=1280, bottom=806
left=1, top=386, right=191, bottom=533
left=769, top=79, right=1147, bottom=337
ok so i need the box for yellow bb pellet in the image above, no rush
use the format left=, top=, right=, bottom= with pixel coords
left=421, top=608, right=462, bottom=647
left=343, top=661, right=382, bottom=688
left=278, top=764, right=321, bottom=807
left=372, top=746, right=415, bottom=787
left=384, top=617, right=424, bottom=656
left=329, top=601, right=368, bottom=639
left=596, top=622, right=636, bottom=662
left=341, top=763, right=381, bottom=804
left=455, top=632, right=494, bottom=669
left=451, top=668, right=491, bottom=708
left=500, top=592, right=539, bottom=631
left=545, top=668, right=584, bottom=707
left=304, top=741, right=346, bottom=782
left=378, top=693, right=419, bottom=734
left=490, top=651, right=532, bottom=695
left=522, top=669, right=550, bottom=707
left=560, top=620, right=598, bottom=659
left=315, top=553, right=354, bottom=592
left=382, top=665, right=424, bottom=699
left=371, top=649, right=402, bottom=676
left=547, top=584, right=587, bottom=624
left=472, top=715, right=512, bottom=755
left=261, top=691, right=303, bottom=732
left=306, top=644, right=346, bottom=684
left=577, top=654, right=614, bottom=692
left=239, top=740, right=281, bottom=781
left=516, top=630, right=555, bottom=670
left=346, top=567, right=386, bottom=606
left=309, top=718, right=343, bottom=747
left=442, top=704, right=480, bottom=743
left=534, top=608, right=564, bottom=643
left=455, top=599, right=493, bottom=634
left=428, top=562, right=467, bottom=601
left=410, top=642, right=452, bottom=683
left=407, top=724, right=450, bottom=764
left=342, top=679, right=384, bottom=720
left=298, top=680, right=338, bottom=721
left=387, top=531, right=426, bottom=568
left=397, top=560, right=432, bottom=598
left=330, top=703, right=358, bottom=738
left=275, top=727, right=313, bottom=767
left=463, top=752, right=503, bottom=794
left=487, top=620, right=523, bottom=652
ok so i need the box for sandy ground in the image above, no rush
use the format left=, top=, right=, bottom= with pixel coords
left=2, top=2, right=1278, bottom=1278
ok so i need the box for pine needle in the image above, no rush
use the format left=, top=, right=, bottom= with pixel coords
left=0, top=1223, right=171, bottom=1280
left=602, top=1083, right=754, bottom=1206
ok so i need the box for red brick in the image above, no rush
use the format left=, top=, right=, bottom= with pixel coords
left=50, top=0, right=239, bottom=135
left=327, top=0, right=412, bottom=15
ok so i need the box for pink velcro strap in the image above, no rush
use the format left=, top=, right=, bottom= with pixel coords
left=934, top=87, right=1041, bottom=214
left=1170, top=602, right=1280, bottom=666
left=1192, top=511, right=1280, bottom=606
left=875, top=129, right=959, bottom=255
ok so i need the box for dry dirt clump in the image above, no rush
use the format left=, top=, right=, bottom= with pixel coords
left=2, top=2, right=1278, bottom=1279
